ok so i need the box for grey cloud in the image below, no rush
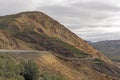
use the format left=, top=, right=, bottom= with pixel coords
left=0, top=0, right=120, bottom=41
left=0, top=0, right=37, bottom=16
left=72, top=1, right=120, bottom=12
left=36, top=4, right=112, bottom=25
left=36, top=0, right=120, bottom=25
left=72, top=26, right=120, bottom=41
left=78, top=32, right=120, bottom=41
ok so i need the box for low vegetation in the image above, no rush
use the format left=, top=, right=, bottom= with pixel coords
left=14, top=31, right=89, bottom=58
left=0, top=21, right=8, bottom=29
left=0, top=54, right=67, bottom=80
left=0, top=57, right=39, bottom=80
left=0, top=55, right=24, bottom=80
left=93, top=58, right=104, bottom=65
left=20, top=60, right=40, bottom=80
left=41, top=72, right=66, bottom=80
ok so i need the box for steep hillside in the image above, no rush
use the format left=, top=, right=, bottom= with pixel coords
left=0, top=11, right=111, bottom=63
left=0, top=11, right=120, bottom=80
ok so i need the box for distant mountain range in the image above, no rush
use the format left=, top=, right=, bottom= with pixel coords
left=90, top=40, right=120, bottom=62
left=0, top=11, right=120, bottom=80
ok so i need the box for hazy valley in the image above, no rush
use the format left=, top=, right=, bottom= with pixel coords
left=90, top=40, right=120, bottom=62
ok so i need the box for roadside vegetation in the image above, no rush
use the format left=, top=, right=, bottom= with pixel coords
left=0, top=54, right=67, bottom=80
left=93, top=58, right=104, bottom=65
left=0, top=56, right=39, bottom=80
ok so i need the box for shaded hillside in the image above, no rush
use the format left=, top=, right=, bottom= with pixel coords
left=90, top=40, right=120, bottom=62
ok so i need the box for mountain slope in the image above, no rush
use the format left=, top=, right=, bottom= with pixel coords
left=0, top=11, right=111, bottom=63
left=0, top=11, right=120, bottom=80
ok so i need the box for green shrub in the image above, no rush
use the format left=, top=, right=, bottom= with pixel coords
left=0, top=58, right=24, bottom=80
left=93, top=58, right=104, bottom=65
left=20, top=60, right=40, bottom=80
left=0, top=55, right=40, bottom=80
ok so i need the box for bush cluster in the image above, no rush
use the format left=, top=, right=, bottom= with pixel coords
left=0, top=59, right=39, bottom=80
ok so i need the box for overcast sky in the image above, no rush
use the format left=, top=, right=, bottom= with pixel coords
left=0, top=0, right=120, bottom=41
